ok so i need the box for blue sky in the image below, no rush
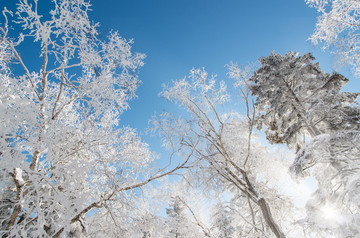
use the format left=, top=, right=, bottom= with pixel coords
left=86, top=0, right=354, bottom=132
left=1, top=0, right=357, bottom=154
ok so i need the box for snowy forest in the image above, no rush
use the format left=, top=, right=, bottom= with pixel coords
left=0, top=0, right=359, bottom=237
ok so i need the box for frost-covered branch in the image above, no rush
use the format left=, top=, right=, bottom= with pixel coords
left=0, top=0, right=155, bottom=236
left=177, top=197, right=211, bottom=237
left=306, top=0, right=360, bottom=77
left=156, top=68, right=289, bottom=238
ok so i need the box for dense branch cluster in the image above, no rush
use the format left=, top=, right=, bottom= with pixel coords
left=0, top=1, right=187, bottom=237
left=306, top=0, right=360, bottom=76
left=240, top=52, right=360, bottom=237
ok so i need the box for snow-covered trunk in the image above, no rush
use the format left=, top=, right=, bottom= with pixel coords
left=220, top=160, right=286, bottom=238
left=243, top=172, right=286, bottom=238
left=5, top=169, right=24, bottom=232
left=258, top=198, right=285, bottom=238
left=229, top=174, right=286, bottom=238
left=5, top=47, right=48, bottom=235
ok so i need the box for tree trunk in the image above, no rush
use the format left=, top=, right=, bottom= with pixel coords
left=258, top=198, right=286, bottom=238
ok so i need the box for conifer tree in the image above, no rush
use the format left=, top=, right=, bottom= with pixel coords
left=244, top=51, right=360, bottom=237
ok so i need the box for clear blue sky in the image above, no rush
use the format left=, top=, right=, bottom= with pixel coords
left=87, top=0, right=354, bottom=132
left=1, top=0, right=357, bottom=152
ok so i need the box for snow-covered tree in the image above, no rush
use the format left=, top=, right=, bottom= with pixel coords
left=306, top=0, right=360, bottom=77
left=210, top=202, right=234, bottom=238
left=246, top=51, right=359, bottom=151
left=0, top=0, right=187, bottom=237
left=243, top=51, right=360, bottom=237
left=152, top=68, right=300, bottom=238
left=85, top=198, right=171, bottom=238
left=295, top=133, right=360, bottom=237
left=165, top=196, right=199, bottom=238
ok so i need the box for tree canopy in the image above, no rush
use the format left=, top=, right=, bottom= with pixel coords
left=1, top=0, right=360, bottom=237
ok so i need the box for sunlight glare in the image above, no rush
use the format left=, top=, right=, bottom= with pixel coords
left=321, top=204, right=337, bottom=220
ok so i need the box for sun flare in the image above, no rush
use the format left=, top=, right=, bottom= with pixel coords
left=321, top=204, right=337, bottom=220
